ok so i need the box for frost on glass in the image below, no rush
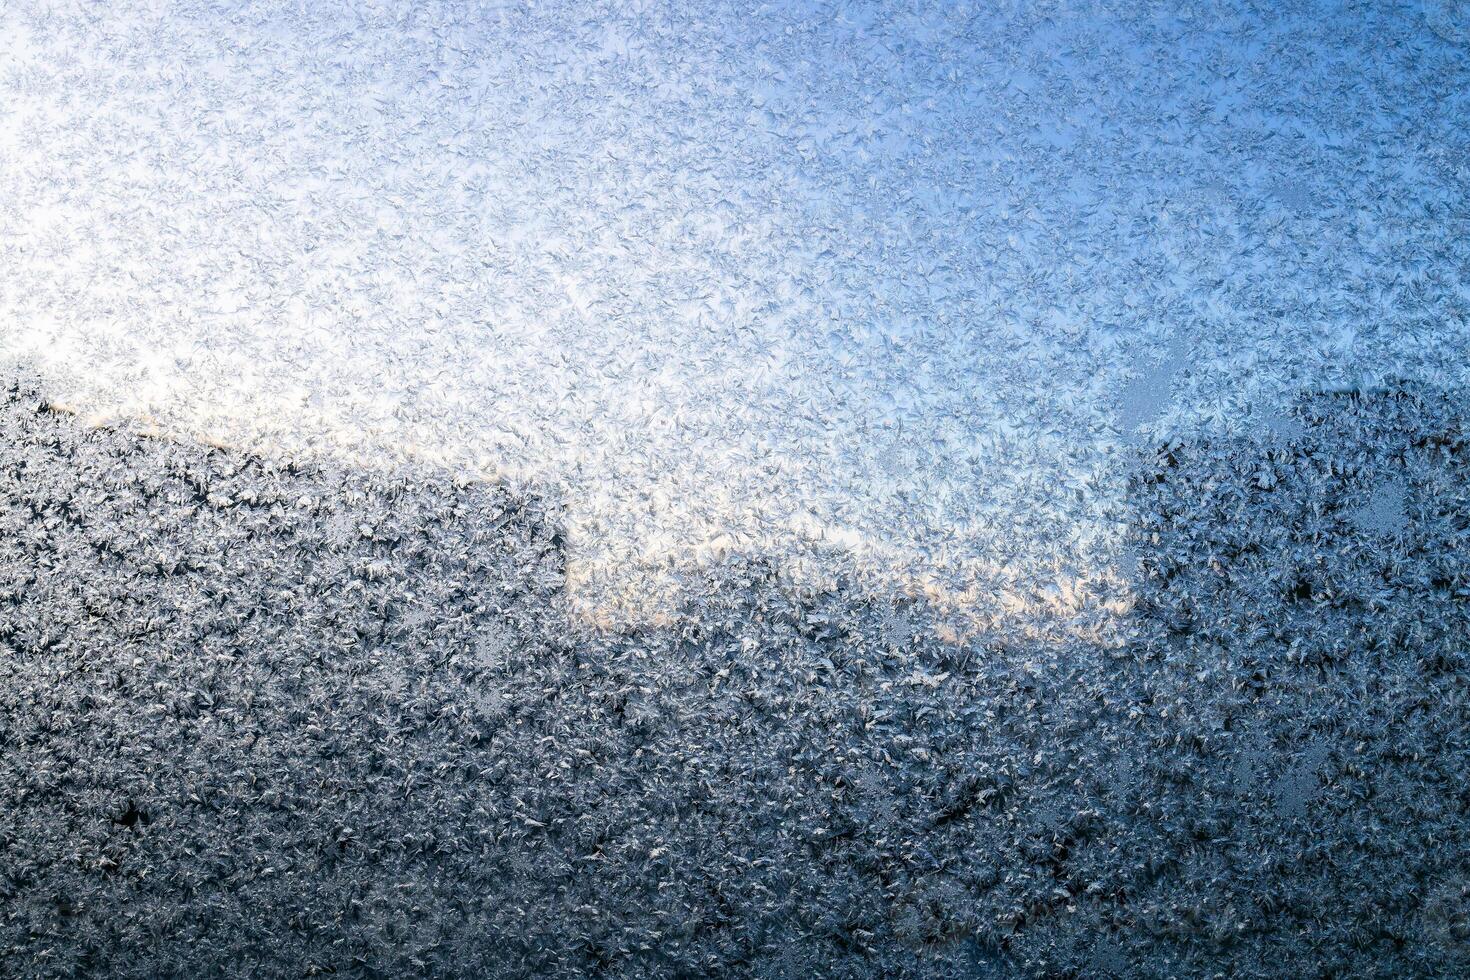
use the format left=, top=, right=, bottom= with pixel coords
left=2, top=0, right=1468, bottom=629
left=0, top=374, right=1466, bottom=976
left=0, top=0, right=1467, bottom=974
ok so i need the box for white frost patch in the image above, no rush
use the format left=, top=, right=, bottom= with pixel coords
left=1347, top=476, right=1410, bottom=538
left=2, top=0, right=1466, bottom=624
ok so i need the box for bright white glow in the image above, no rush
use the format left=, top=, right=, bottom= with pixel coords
left=2, top=1, right=1466, bottom=629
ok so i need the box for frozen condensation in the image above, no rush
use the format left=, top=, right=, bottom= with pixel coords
left=2, top=0, right=1467, bottom=625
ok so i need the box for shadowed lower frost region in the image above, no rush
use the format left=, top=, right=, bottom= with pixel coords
left=1, top=378, right=1467, bottom=977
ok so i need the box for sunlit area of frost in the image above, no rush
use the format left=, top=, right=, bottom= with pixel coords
left=3, top=0, right=1468, bottom=629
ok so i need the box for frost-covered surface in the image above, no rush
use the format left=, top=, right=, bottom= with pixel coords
left=2, top=0, right=1468, bottom=972
left=3, top=0, right=1468, bottom=621
left=2, top=379, right=1467, bottom=976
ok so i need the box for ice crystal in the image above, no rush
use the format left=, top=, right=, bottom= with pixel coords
left=1, top=0, right=1467, bottom=622
left=1347, top=476, right=1409, bottom=538
left=1, top=381, right=1466, bottom=975
left=1423, top=0, right=1470, bottom=45
left=0, top=0, right=1467, bottom=972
